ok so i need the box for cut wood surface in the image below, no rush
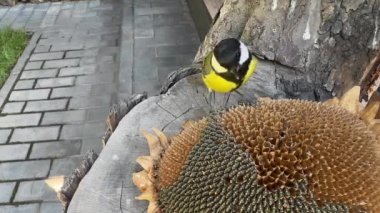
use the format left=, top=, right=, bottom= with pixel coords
left=67, top=60, right=278, bottom=212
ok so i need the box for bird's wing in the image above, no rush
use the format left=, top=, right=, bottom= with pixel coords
left=202, top=52, right=213, bottom=75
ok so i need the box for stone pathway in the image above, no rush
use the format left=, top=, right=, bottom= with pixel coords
left=0, top=0, right=199, bottom=212
left=0, top=0, right=121, bottom=212
left=118, top=0, right=200, bottom=97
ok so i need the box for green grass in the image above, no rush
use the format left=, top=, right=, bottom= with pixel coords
left=0, top=27, right=28, bottom=87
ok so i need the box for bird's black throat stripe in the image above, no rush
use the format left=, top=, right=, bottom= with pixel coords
left=212, top=54, right=252, bottom=90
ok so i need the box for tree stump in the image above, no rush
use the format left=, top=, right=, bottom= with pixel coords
left=196, top=0, right=380, bottom=100
left=67, top=73, right=253, bottom=212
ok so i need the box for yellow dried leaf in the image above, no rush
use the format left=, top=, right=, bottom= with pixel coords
left=136, top=156, right=153, bottom=172
left=339, top=86, right=360, bottom=114
left=324, top=97, right=340, bottom=106
left=152, top=128, right=169, bottom=149
left=141, top=130, right=162, bottom=159
left=132, top=171, right=151, bottom=191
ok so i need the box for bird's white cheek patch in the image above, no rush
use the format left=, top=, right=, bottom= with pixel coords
left=239, top=41, right=249, bottom=65
left=211, top=54, right=228, bottom=73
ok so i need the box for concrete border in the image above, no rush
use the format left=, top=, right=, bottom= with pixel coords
left=117, top=0, right=134, bottom=100
left=186, top=0, right=212, bottom=41
left=0, top=31, right=41, bottom=109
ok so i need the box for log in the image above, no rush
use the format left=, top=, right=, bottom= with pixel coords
left=67, top=69, right=275, bottom=212
left=59, top=151, right=98, bottom=211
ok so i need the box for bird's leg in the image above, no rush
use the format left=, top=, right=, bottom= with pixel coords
left=212, top=90, right=216, bottom=109
left=234, top=90, right=258, bottom=104
left=223, top=92, right=231, bottom=107
left=208, top=89, right=216, bottom=109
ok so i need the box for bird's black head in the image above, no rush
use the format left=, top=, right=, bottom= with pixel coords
left=213, top=38, right=241, bottom=70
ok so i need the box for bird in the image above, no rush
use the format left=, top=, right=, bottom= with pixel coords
left=202, top=38, right=258, bottom=106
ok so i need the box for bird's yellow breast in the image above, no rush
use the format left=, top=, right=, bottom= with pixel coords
left=202, top=72, right=238, bottom=93
left=202, top=55, right=258, bottom=93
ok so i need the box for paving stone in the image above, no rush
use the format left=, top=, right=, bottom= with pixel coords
left=134, top=7, right=152, bottom=16
left=50, top=85, right=91, bottom=98
left=0, top=204, right=39, bottom=213
left=65, top=50, right=85, bottom=58
left=134, top=80, right=161, bottom=95
left=60, top=124, right=83, bottom=140
left=76, top=73, right=114, bottom=85
left=14, top=80, right=35, bottom=89
left=101, top=33, right=120, bottom=43
left=134, top=46, right=155, bottom=59
left=40, top=202, right=62, bottom=213
left=86, top=107, right=109, bottom=122
left=36, top=77, right=75, bottom=88
left=0, top=113, right=41, bottom=128
left=24, top=61, right=43, bottom=70
left=135, top=27, right=154, bottom=38
left=157, top=65, right=180, bottom=83
left=88, top=26, right=119, bottom=35
left=20, top=69, right=58, bottom=79
left=133, top=59, right=158, bottom=81
left=152, top=13, right=191, bottom=27
left=42, top=110, right=86, bottom=125
left=0, top=8, right=9, bottom=20
left=85, top=39, right=117, bottom=48
left=55, top=9, right=73, bottom=24
left=152, top=6, right=187, bottom=14
left=0, top=129, right=11, bottom=144
left=134, top=15, right=154, bottom=38
left=80, top=57, right=97, bottom=65
left=11, top=126, right=60, bottom=142
left=30, top=52, right=64, bottom=61
left=81, top=136, right=102, bottom=153
left=39, top=38, right=70, bottom=46
left=69, top=96, right=111, bottom=109
left=2, top=102, right=25, bottom=114
left=9, top=89, right=50, bottom=101
left=90, top=83, right=116, bottom=96
left=24, top=99, right=68, bottom=112
left=0, top=160, right=50, bottom=180
left=0, top=144, right=30, bottom=161
left=50, top=43, right=84, bottom=51
left=14, top=179, right=58, bottom=202
left=43, top=58, right=80, bottom=69
left=30, top=140, right=81, bottom=159
left=0, top=6, right=22, bottom=28
left=83, top=122, right=106, bottom=138
left=34, top=44, right=51, bottom=53
left=156, top=44, right=198, bottom=57
left=61, top=1, right=75, bottom=9
left=59, top=65, right=96, bottom=76
left=49, top=155, right=82, bottom=176
left=0, top=182, right=16, bottom=203
left=153, top=56, right=182, bottom=67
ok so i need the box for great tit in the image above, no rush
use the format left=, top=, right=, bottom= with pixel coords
left=202, top=38, right=258, bottom=94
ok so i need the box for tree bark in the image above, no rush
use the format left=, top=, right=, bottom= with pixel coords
left=196, top=0, right=380, bottom=101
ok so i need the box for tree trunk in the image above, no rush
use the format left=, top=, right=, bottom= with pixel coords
left=196, top=0, right=380, bottom=101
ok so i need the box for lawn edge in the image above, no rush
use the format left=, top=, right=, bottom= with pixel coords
left=0, top=31, right=41, bottom=109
